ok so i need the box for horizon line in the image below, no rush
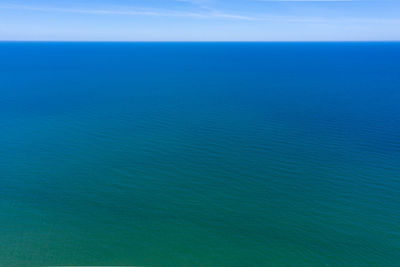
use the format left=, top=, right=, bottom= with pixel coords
left=1, top=40, right=400, bottom=43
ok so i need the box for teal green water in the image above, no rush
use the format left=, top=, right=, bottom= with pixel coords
left=0, top=43, right=400, bottom=266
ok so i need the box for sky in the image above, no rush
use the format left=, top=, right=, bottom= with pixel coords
left=0, top=0, right=399, bottom=41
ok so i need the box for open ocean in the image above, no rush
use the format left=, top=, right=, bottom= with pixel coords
left=0, top=42, right=399, bottom=266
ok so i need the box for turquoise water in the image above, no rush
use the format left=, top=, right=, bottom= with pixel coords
left=0, top=42, right=400, bottom=266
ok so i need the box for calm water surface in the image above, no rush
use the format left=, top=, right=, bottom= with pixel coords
left=0, top=42, right=400, bottom=266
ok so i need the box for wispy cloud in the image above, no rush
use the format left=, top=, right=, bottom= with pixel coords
left=257, top=0, right=362, bottom=2
left=0, top=4, right=256, bottom=20
left=260, top=0, right=347, bottom=1
left=0, top=3, right=398, bottom=24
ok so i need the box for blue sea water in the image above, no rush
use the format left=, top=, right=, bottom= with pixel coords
left=0, top=42, right=399, bottom=266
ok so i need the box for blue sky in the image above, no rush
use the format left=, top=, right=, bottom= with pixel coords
left=0, top=0, right=399, bottom=41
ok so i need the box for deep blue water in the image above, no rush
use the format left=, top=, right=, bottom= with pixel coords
left=0, top=42, right=400, bottom=266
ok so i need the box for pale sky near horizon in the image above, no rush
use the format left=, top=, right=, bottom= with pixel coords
left=0, top=0, right=399, bottom=41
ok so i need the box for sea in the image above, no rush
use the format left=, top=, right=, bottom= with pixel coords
left=0, top=42, right=399, bottom=266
